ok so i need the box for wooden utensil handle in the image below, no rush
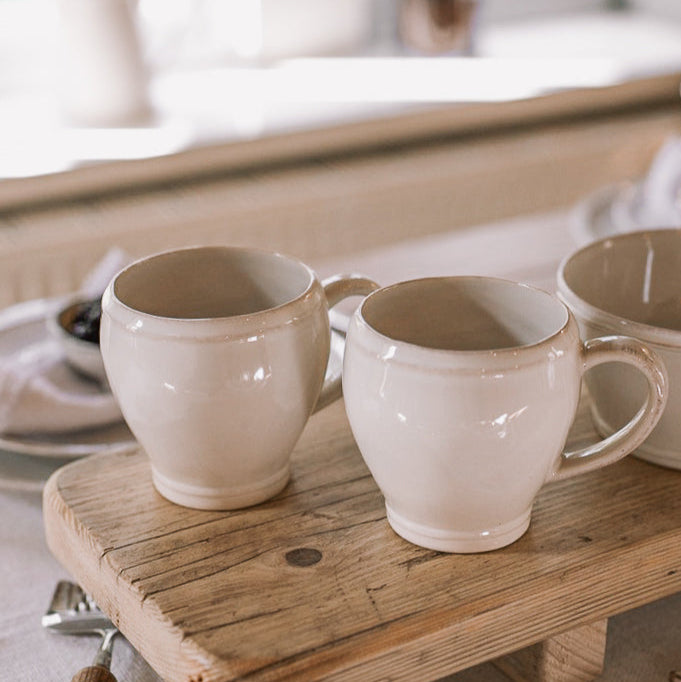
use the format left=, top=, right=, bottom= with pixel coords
left=71, top=665, right=117, bottom=682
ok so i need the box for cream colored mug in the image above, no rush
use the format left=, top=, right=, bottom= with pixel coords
left=100, top=246, right=377, bottom=510
left=343, top=276, right=668, bottom=553
left=558, top=229, right=681, bottom=470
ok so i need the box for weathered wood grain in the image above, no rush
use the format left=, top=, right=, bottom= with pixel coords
left=43, top=394, right=681, bottom=682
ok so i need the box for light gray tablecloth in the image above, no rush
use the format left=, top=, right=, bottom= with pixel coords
left=2, top=210, right=681, bottom=681
left=0, top=463, right=162, bottom=681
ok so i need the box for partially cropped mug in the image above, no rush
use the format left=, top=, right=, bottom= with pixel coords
left=100, top=245, right=378, bottom=510
left=558, top=229, right=681, bottom=470
left=343, top=276, right=668, bottom=553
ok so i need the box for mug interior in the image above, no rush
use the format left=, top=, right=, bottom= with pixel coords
left=360, top=277, right=567, bottom=351
left=114, top=247, right=312, bottom=319
left=561, top=229, right=681, bottom=332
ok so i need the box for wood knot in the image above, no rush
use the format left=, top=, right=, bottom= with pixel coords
left=285, top=548, right=322, bottom=567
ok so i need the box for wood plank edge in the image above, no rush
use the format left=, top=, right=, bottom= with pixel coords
left=42, top=463, right=228, bottom=682
left=277, top=538, right=681, bottom=682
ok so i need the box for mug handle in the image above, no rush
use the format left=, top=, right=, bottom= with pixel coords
left=312, top=274, right=380, bottom=413
left=548, top=335, right=668, bottom=483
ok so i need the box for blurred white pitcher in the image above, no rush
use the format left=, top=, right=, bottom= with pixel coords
left=343, top=276, right=668, bottom=553
left=101, top=246, right=377, bottom=510
left=56, top=0, right=151, bottom=126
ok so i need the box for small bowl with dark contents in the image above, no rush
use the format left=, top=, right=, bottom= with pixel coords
left=48, top=297, right=107, bottom=383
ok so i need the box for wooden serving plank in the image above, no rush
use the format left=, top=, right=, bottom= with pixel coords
left=43, top=397, right=681, bottom=682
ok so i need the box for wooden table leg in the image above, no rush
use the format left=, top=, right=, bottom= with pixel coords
left=492, top=619, right=608, bottom=682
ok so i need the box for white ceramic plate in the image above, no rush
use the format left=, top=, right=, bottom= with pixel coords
left=570, top=180, right=681, bottom=246
left=0, top=450, right=76, bottom=492
left=570, top=182, right=635, bottom=246
left=0, top=297, right=136, bottom=459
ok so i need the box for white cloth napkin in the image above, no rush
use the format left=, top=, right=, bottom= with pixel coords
left=0, top=249, right=129, bottom=435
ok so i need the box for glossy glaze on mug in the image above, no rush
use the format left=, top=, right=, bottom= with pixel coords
left=101, top=246, right=377, bottom=510
left=558, top=229, right=681, bottom=469
left=343, top=276, right=667, bottom=553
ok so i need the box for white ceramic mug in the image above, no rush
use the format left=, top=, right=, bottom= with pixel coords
left=100, top=246, right=377, bottom=510
left=343, top=276, right=668, bottom=553
left=558, top=228, right=681, bottom=470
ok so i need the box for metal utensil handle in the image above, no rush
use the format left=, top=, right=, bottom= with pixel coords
left=71, top=628, right=118, bottom=682
left=71, top=665, right=117, bottom=682
left=94, top=628, right=117, bottom=669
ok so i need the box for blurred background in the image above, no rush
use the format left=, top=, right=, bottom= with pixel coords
left=2, top=0, right=681, bottom=179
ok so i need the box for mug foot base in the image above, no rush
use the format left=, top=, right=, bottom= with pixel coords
left=151, top=464, right=290, bottom=510
left=385, top=504, right=531, bottom=553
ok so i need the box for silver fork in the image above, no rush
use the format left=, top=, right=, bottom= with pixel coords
left=42, top=580, right=119, bottom=682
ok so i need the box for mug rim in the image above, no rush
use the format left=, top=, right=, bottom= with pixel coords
left=353, top=275, right=572, bottom=360
left=557, top=228, right=681, bottom=349
left=108, top=244, right=317, bottom=316
left=102, top=245, right=323, bottom=339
